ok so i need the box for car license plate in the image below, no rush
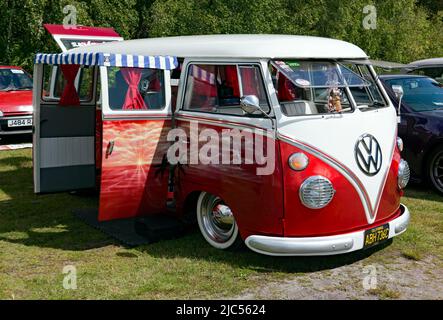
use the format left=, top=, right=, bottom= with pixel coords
left=7, top=118, right=33, bottom=127
left=363, top=223, right=390, bottom=249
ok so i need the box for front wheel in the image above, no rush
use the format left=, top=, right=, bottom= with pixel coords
left=427, top=146, right=443, bottom=194
left=196, top=192, right=243, bottom=250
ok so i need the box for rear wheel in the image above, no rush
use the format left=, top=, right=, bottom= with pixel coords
left=427, top=146, right=443, bottom=194
left=196, top=192, right=242, bottom=250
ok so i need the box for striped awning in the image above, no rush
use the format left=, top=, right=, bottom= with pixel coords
left=34, top=52, right=178, bottom=70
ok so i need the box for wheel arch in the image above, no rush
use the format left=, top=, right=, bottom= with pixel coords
left=181, top=190, right=202, bottom=225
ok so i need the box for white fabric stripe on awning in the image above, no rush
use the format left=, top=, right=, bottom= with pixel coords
left=34, top=52, right=178, bottom=70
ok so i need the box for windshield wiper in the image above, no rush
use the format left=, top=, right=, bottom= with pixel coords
left=371, top=101, right=385, bottom=107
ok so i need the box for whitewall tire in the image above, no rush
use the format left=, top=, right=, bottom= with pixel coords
left=196, top=192, right=241, bottom=250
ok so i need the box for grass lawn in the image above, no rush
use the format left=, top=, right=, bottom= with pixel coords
left=0, top=149, right=442, bottom=299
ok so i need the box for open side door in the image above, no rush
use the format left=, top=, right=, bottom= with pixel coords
left=33, top=52, right=179, bottom=219
left=97, top=55, right=178, bottom=221
left=33, top=61, right=99, bottom=193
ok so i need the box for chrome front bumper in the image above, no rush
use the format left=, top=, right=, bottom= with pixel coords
left=245, top=204, right=410, bottom=256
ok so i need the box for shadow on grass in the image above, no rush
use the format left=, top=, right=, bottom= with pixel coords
left=0, top=156, right=31, bottom=168
left=403, top=183, right=442, bottom=202
left=0, top=151, right=396, bottom=273
left=0, top=134, right=32, bottom=146
left=0, top=156, right=113, bottom=251
left=133, top=231, right=393, bottom=273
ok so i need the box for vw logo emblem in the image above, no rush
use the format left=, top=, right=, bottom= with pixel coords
left=355, top=134, right=382, bottom=176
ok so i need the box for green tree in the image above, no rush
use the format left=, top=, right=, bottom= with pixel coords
left=147, top=0, right=442, bottom=63
left=0, top=0, right=441, bottom=70
left=0, top=0, right=139, bottom=71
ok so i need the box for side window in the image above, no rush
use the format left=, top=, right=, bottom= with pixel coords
left=77, top=67, right=94, bottom=101
left=41, top=65, right=95, bottom=103
left=107, top=67, right=165, bottom=110
left=183, top=64, right=269, bottom=116
left=239, top=66, right=268, bottom=106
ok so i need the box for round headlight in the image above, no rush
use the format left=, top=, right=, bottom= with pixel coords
left=398, top=159, right=410, bottom=189
left=299, top=176, right=335, bottom=209
left=288, top=152, right=309, bottom=171
left=397, top=137, right=404, bottom=152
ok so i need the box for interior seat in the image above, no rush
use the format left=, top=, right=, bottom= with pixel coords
left=281, top=100, right=318, bottom=116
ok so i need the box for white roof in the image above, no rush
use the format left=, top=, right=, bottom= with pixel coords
left=408, top=57, right=443, bottom=67
left=68, top=34, right=368, bottom=59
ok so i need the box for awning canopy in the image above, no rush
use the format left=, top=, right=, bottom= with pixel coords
left=34, top=52, right=178, bottom=70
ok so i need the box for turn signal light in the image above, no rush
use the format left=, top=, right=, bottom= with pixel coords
left=397, top=137, right=404, bottom=152
left=288, top=153, right=309, bottom=171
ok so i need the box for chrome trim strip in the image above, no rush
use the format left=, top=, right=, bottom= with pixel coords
left=103, top=115, right=171, bottom=121
left=0, top=129, right=33, bottom=135
left=0, top=115, right=33, bottom=120
left=175, top=115, right=274, bottom=138
left=278, top=133, right=373, bottom=222
left=245, top=204, right=409, bottom=256
left=278, top=133, right=396, bottom=224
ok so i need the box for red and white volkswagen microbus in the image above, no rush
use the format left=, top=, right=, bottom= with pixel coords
left=32, top=35, right=410, bottom=256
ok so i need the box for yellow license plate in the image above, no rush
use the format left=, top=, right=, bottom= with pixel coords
left=364, top=223, right=390, bottom=249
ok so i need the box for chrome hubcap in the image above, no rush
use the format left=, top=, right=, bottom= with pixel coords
left=200, top=195, right=235, bottom=243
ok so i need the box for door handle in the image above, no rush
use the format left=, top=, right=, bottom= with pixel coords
left=106, top=140, right=114, bottom=158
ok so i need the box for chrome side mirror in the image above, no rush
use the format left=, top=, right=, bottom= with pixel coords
left=240, top=95, right=261, bottom=114
left=392, top=85, right=404, bottom=100
left=391, top=85, right=404, bottom=124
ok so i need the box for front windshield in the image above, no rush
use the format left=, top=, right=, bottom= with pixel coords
left=384, top=77, right=443, bottom=112
left=0, top=68, right=33, bottom=92
left=271, top=60, right=388, bottom=117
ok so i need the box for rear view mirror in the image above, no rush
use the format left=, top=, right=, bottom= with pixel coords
left=240, top=95, right=261, bottom=114
left=392, top=85, right=404, bottom=100
left=409, top=81, right=418, bottom=89
left=240, top=95, right=276, bottom=133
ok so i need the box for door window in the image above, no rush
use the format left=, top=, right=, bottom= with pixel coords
left=183, top=64, right=269, bottom=115
left=107, top=67, right=165, bottom=110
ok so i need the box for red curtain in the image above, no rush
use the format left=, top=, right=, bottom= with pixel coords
left=120, top=68, right=147, bottom=110
left=224, top=65, right=240, bottom=97
left=277, top=73, right=298, bottom=101
left=241, top=68, right=259, bottom=97
left=59, top=64, right=80, bottom=106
